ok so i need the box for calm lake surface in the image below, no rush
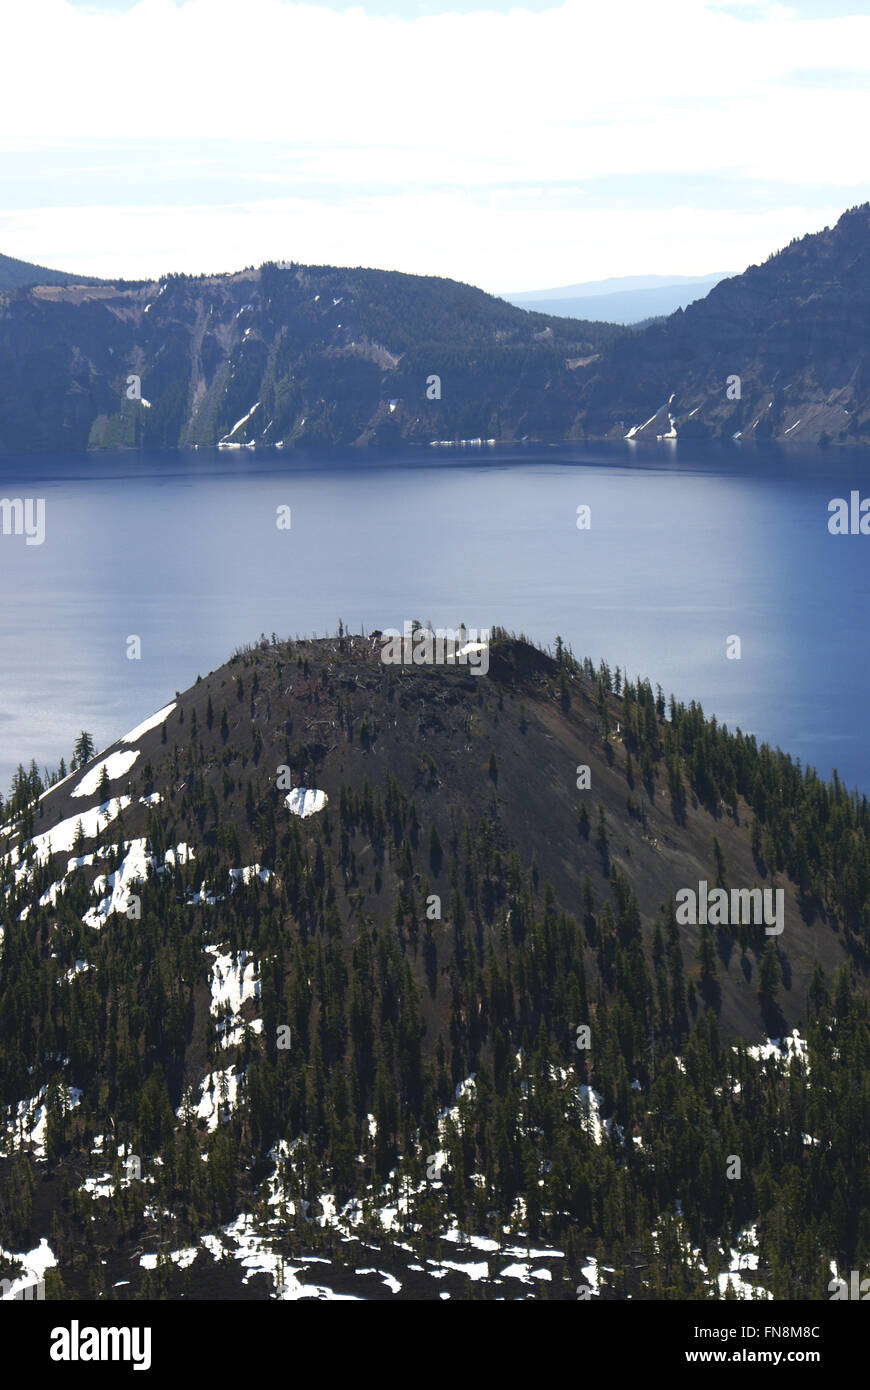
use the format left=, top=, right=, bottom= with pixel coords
left=2, top=441, right=869, bottom=795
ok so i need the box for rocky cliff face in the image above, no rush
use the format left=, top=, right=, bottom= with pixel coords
left=577, top=204, right=870, bottom=447
left=0, top=264, right=619, bottom=454
left=3, top=205, right=870, bottom=456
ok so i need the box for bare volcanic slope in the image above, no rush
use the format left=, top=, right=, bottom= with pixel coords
left=1, top=631, right=869, bottom=1300
left=4, top=630, right=852, bottom=1040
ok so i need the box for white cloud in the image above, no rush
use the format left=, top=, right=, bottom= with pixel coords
left=0, top=191, right=841, bottom=287
left=0, top=0, right=868, bottom=284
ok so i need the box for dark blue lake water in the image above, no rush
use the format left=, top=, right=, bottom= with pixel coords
left=1, top=442, right=869, bottom=795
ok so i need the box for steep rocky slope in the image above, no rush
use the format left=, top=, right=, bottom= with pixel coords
left=0, top=265, right=620, bottom=454
left=4, top=205, right=870, bottom=454
left=578, top=204, right=870, bottom=447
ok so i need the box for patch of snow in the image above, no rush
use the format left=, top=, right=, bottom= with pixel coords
left=229, top=864, right=272, bottom=886
left=80, top=1174, right=115, bottom=1199
left=121, top=703, right=176, bottom=744
left=501, top=1243, right=563, bottom=1260
left=437, top=1258, right=489, bottom=1279
left=170, top=1247, right=198, bottom=1270
left=5, top=1085, right=82, bottom=1158
left=221, top=1213, right=360, bottom=1300
left=658, top=415, right=677, bottom=440
left=744, top=1031, right=808, bottom=1065
left=206, top=946, right=261, bottom=1047
left=164, top=843, right=194, bottom=868
left=7, top=798, right=130, bottom=874
left=577, top=1084, right=609, bottom=1144
left=499, top=1262, right=551, bottom=1283
left=441, top=1228, right=499, bottom=1253
left=0, top=1238, right=57, bottom=1299
left=220, top=402, right=260, bottom=445
left=625, top=408, right=662, bottom=441
left=285, top=788, right=328, bottom=818
left=82, top=837, right=151, bottom=929
left=200, top=1234, right=226, bottom=1262
left=71, top=756, right=138, bottom=800
left=61, top=959, right=91, bottom=983
left=187, top=882, right=222, bottom=906
left=184, top=1066, right=244, bottom=1132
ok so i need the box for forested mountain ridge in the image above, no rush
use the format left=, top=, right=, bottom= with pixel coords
left=0, top=263, right=623, bottom=454
left=4, top=204, right=870, bottom=453
left=2, top=630, right=869, bottom=1300
left=577, top=203, right=870, bottom=447
left=0, top=251, right=108, bottom=293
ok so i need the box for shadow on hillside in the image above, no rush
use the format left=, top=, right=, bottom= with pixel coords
left=844, top=933, right=870, bottom=972
left=797, top=893, right=820, bottom=927
left=759, top=995, right=787, bottom=1037
left=698, top=976, right=722, bottom=1013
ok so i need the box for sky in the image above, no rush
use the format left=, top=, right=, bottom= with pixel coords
left=0, top=0, right=869, bottom=291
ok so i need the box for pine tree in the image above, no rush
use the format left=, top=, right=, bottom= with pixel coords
left=73, top=731, right=94, bottom=768
left=713, top=836, right=727, bottom=888
left=759, top=941, right=781, bottom=1000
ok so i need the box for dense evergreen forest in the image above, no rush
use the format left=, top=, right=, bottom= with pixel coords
left=1, top=630, right=869, bottom=1299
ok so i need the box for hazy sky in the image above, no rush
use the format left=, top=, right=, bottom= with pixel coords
left=1, top=0, right=869, bottom=290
